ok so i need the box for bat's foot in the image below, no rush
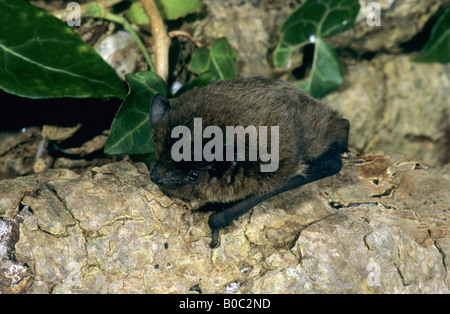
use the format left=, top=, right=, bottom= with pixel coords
left=209, top=229, right=221, bottom=249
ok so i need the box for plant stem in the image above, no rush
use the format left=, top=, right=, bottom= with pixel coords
left=168, top=30, right=202, bottom=47
left=139, top=0, right=171, bottom=82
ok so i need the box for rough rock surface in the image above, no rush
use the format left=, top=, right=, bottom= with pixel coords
left=189, top=0, right=448, bottom=76
left=330, top=0, right=450, bottom=52
left=0, top=152, right=448, bottom=294
left=323, top=53, right=450, bottom=165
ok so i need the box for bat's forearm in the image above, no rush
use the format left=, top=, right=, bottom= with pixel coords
left=208, top=156, right=343, bottom=248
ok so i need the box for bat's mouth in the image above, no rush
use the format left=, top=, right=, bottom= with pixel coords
left=150, top=165, right=199, bottom=191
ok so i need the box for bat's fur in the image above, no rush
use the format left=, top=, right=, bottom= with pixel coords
left=150, top=77, right=349, bottom=247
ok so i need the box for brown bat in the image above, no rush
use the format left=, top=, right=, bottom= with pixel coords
left=149, top=77, right=349, bottom=248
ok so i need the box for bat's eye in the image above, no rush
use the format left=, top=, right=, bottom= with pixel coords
left=189, top=170, right=199, bottom=181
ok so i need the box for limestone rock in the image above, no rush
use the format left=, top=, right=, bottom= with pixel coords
left=324, top=53, right=450, bottom=165
left=330, top=0, right=450, bottom=52
left=0, top=153, right=448, bottom=294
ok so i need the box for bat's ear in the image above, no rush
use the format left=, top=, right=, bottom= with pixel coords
left=150, top=94, right=170, bottom=128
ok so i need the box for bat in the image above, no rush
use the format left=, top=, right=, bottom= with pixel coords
left=149, top=77, right=349, bottom=248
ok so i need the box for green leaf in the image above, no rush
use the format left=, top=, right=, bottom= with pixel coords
left=174, top=72, right=218, bottom=97
left=189, top=38, right=236, bottom=79
left=414, top=7, right=450, bottom=63
left=273, top=42, right=295, bottom=70
left=189, top=47, right=211, bottom=74
left=156, top=0, right=201, bottom=20
left=275, top=0, right=360, bottom=65
left=128, top=0, right=201, bottom=24
left=85, top=3, right=105, bottom=18
left=297, top=40, right=343, bottom=98
left=177, top=37, right=236, bottom=96
left=210, top=38, right=237, bottom=80
left=0, top=0, right=126, bottom=99
left=189, top=38, right=236, bottom=78
left=274, top=0, right=359, bottom=98
left=104, top=72, right=167, bottom=155
left=126, top=2, right=150, bottom=25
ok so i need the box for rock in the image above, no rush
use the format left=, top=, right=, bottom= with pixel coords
left=0, top=127, right=44, bottom=179
left=329, top=0, right=450, bottom=52
left=324, top=53, right=450, bottom=165
left=94, top=30, right=142, bottom=81
left=0, top=127, right=122, bottom=181
left=0, top=152, right=449, bottom=294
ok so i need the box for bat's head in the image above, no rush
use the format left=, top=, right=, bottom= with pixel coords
left=149, top=94, right=236, bottom=203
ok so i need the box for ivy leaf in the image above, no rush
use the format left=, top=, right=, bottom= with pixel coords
left=297, top=40, right=343, bottom=98
left=273, top=42, right=295, bottom=70
left=0, top=0, right=126, bottom=99
left=126, top=2, right=150, bottom=25
left=188, top=47, right=211, bottom=75
left=189, top=38, right=236, bottom=80
left=209, top=38, right=237, bottom=80
left=274, top=0, right=360, bottom=98
left=275, top=0, right=360, bottom=66
left=414, top=7, right=450, bottom=63
left=104, top=72, right=167, bottom=155
left=175, top=37, right=236, bottom=96
left=127, top=0, right=201, bottom=23
left=156, top=0, right=201, bottom=20
left=174, top=72, right=217, bottom=97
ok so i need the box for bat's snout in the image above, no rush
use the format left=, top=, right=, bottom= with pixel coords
left=150, top=165, right=186, bottom=190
